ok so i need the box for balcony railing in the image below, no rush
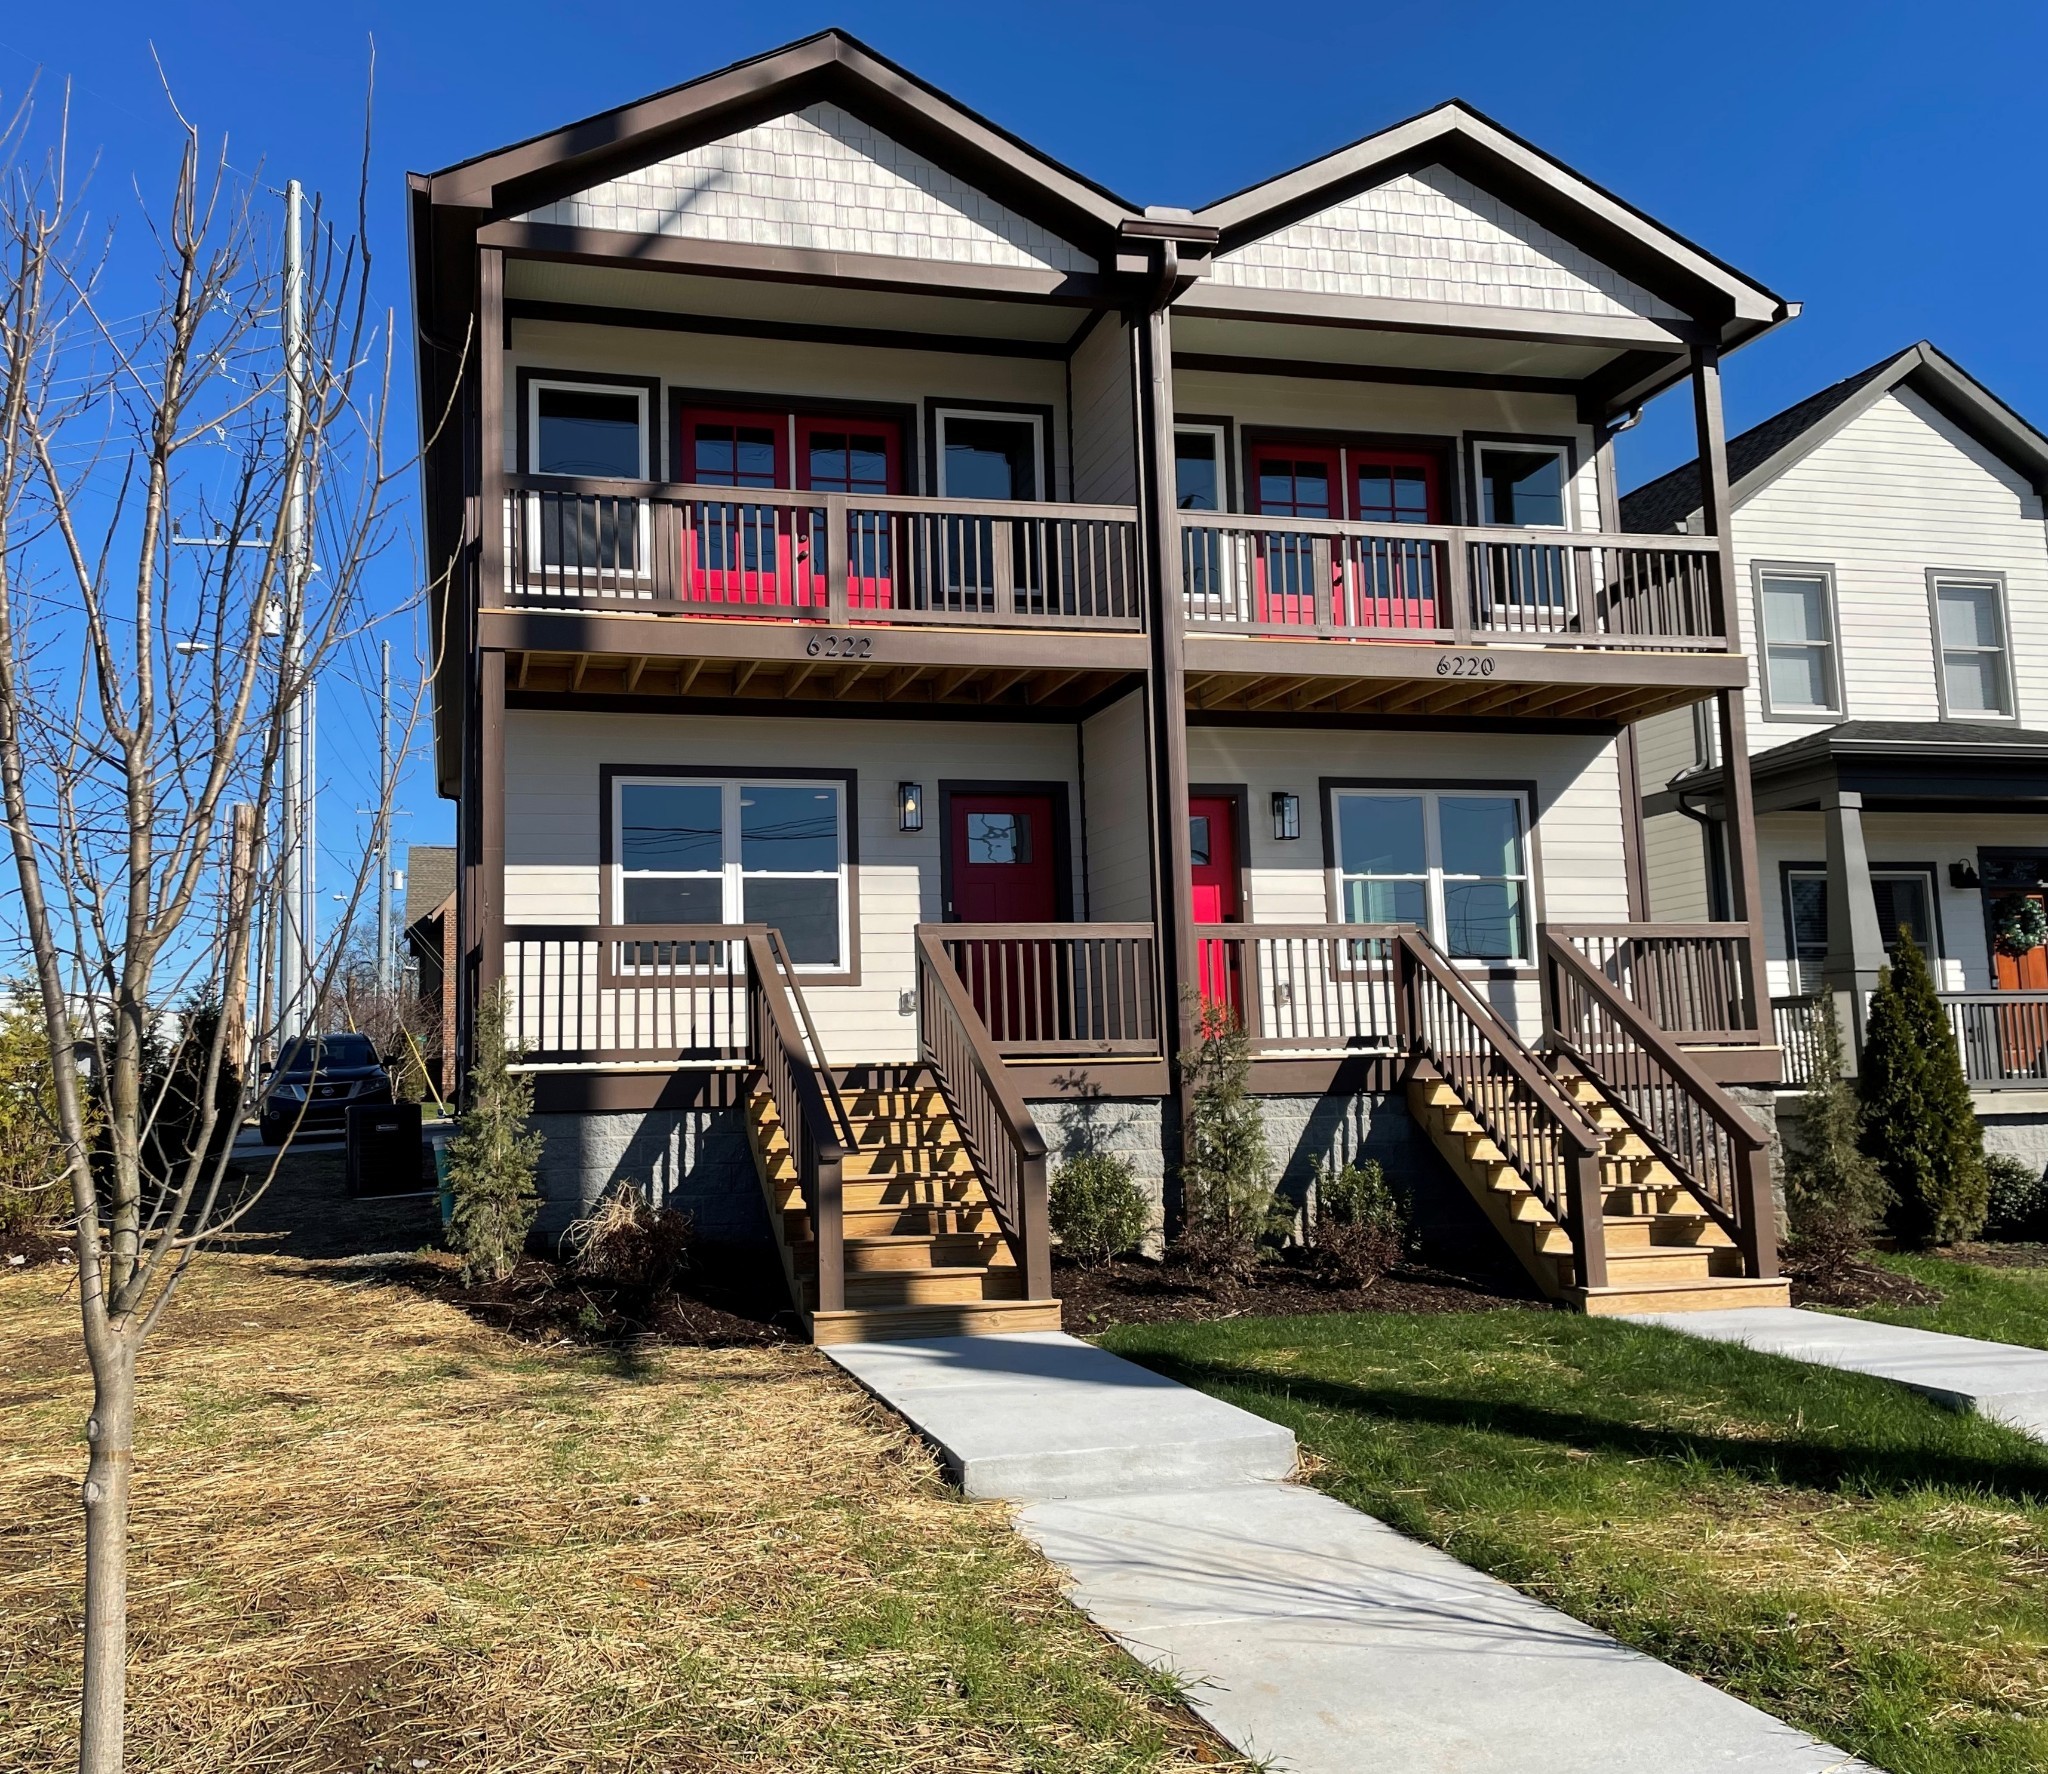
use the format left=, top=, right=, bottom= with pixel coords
left=1178, top=512, right=1725, bottom=649
left=503, top=475, right=1143, bottom=630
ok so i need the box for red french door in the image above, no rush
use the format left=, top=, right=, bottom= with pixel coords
left=947, top=792, right=1061, bottom=1043
left=1351, top=450, right=1443, bottom=630
left=678, top=408, right=795, bottom=607
left=1190, top=795, right=1244, bottom=1019
left=1249, top=444, right=1339, bottom=627
left=796, top=417, right=902, bottom=611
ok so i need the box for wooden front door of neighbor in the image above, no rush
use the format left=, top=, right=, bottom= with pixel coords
left=1989, top=888, right=2048, bottom=1077
left=947, top=792, right=1062, bottom=1043
left=1190, top=795, right=1244, bottom=1018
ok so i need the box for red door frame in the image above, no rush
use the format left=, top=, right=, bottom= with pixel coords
left=676, top=406, right=796, bottom=608
left=1190, top=789, right=1247, bottom=1020
left=940, top=784, right=1072, bottom=1045
left=1350, top=447, right=1444, bottom=630
left=1248, top=442, right=1341, bottom=628
left=795, top=414, right=904, bottom=612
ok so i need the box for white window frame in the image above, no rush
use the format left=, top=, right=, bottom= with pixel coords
left=1927, top=568, right=2016, bottom=722
left=1329, top=787, right=1534, bottom=965
left=1752, top=560, right=1844, bottom=720
left=1469, top=437, right=1577, bottom=531
left=524, top=377, right=655, bottom=587
left=932, top=406, right=1048, bottom=502
left=612, top=775, right=850, bottom=974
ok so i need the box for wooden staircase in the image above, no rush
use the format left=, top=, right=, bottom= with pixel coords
left=746, top=1072, right=1062, bottom=1345
left=1410, top=1068, right=1790, bottom=1314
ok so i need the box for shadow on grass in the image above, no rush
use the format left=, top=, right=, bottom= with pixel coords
left=1126, top=1349, right=2048, bottom=1507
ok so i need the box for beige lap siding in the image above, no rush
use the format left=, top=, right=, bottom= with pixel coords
left=503, top=710, right=1083, bottom=1063
left=1184, top=726, right=1629, bottom=1041
left=1080, top=690, right=1152, bottom=923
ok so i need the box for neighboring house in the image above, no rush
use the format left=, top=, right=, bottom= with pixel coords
left=408, top=29, right=1800, bottom=1340
left=403, top=843, right=457, bottom=1095
left=1624, top=344, right=2048, bottom=1121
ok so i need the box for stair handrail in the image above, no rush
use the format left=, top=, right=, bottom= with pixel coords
left=1393, top=926, right=1612, bottom=1291
left=743, top=929, right=849, bottom=1315
left=763, top=928, right=860, bottom=1151
left=1541, top=930, right=1777, bottom=1280
left=914, top=931, right=1053, bottom=1300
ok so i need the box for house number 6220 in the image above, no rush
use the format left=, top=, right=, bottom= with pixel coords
left=1435, top=654, right=1496, bottom=678
left=805, top=634, right=873, bottom=658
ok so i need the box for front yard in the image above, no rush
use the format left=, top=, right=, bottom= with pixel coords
left=1099, top=1309, right=2048, bottom=1774
left=0, top=1255, right=1236, bottom=1773
left=1831, top=1247, right=2048, bottom=1352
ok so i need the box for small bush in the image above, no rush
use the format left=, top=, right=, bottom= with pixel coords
left=445, top=982, right=545, bottom=1285
left=1983, top=1153, right=2048, bottom=1242
left=1172, top=997, right=1283, bottom=1281
left=566, top=1185, right=692, bottom=1295
left=1050, top=1152, right=1149, bottom=1267
left=1312, top=1156, right=1406, bottom=1287
left=1783, top=998, right=1890, bottom=1280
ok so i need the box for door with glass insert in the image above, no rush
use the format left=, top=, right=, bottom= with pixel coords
left=678, top=409, right=792, bottom=608
left=797, top=418, right=900, bottom=611
left=1250, top=444, right=1339, bottom=627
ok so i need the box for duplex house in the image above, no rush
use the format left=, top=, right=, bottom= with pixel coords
left=408, top=30, right=1799, bottom=1341
left=1625, top=345, right=2048, bottom=1153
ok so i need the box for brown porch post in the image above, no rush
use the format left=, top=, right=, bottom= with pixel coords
left=1691, top=343, right=1771, bottom=1044
left=478, top=649, right=506, bottom=1013
left=1133, top=296, right=1197, bottom=1160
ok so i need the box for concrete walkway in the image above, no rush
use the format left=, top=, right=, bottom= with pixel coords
left=1626, top=1305, right=2048, bottom=1440
left=826, top=1332, right=1870, bottom=1773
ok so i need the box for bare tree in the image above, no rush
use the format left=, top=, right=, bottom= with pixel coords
left=0, top=75, right=445, bottom=1772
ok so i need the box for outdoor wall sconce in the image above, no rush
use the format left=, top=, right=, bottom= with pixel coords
left=898, top=782, right=923, bottom=833
left=1950, top=860, right=1982, bottom=889
left=1272, top=792, right=1301, bottom=841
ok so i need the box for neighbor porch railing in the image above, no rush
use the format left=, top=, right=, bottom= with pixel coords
left=503, top=475, right=1143, bottom=629
left=1177, top=511, right=1725, bottom=648
left=1773, top=989, right=2048, bottom=1090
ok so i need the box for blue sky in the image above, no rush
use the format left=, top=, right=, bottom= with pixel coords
left=5, top=0, right=2043, bottom=880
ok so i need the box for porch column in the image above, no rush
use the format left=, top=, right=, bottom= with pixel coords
left=478, top=648, right=506, bottom=1012
left=1821, top=789, right=1887, bottom=1060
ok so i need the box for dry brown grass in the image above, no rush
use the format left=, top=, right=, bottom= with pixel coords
left=0, top=1256, right=1239, bottom=1773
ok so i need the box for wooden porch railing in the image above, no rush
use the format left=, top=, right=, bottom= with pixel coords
left=1944, top=992, right=2048, bottom=1088
left=1545, top=933, right=1777, bottom=1279
left=931, top=924, right=1159, bottom=1055
left=503, top=475, right=1143, bottom=629
left=1177, top=511, right=1725, bottom=649
left=1548, top=923, right=1760, bottom=1043
left=505, top=923, right=752, bottom=1062
left=1772, top=995, right=1822, bottom=1087
left=1190, top=924, right=1401, bottom=1054
left=915, top=932, right=1054, bottom=1300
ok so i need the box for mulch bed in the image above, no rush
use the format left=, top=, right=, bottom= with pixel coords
left=388, top=1239, right=802, bottom=1349
left=1055, top=1247, right=1543, bottom=1331
left=0, top=1224, right=73, bottom=1269
left=1943, top=1240, right=2048, bottom=1270
left=1789, top=1258, right=1946, bottom=1309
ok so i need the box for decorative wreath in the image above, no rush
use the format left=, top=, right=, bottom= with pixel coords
left=1993, top=893, right=2048, bottom=958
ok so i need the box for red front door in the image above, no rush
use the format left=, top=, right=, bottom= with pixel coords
left=1250, top=444, right=1340, bottom=627
left=948, top=792, right=1061, bottom=1042
left=1351, top=449, right=1443, bottom=630
left=1190, top=795, right=1243, bottom=1016
left=678, top=407, right=797, bottom=608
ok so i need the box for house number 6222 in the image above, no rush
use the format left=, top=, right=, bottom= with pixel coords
left=1435, top=654, right=1496, bottom=678
left=805, top=634, right=873, bottom=658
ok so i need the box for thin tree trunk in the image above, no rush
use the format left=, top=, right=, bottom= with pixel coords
left=78, top=1334, right=136, bottom=1774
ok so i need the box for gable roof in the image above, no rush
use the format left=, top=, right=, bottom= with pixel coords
left=1622, top=342, right=2048, bottom=533
left=1194, top=99, right=1787, bottom=342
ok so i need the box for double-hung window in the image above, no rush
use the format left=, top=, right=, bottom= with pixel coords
left=1930, top=572, right=2014, bottom=718
left=615, top=777, right=849, bottom=969
left=526, top=378, right=652, bottom=577
left=1754, top=565, right=1841, bottom=716
left=1785, top=867, right=1937, bottom=993
left=1333, top=789, right=1532, bottom=963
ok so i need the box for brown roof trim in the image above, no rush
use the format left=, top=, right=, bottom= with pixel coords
left=1192, top=99, right=1789, bottom=337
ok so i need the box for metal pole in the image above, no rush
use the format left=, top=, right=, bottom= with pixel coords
left=376, top=639, right=393, bottom=993
left=281, top=178, right=307, bottom=1039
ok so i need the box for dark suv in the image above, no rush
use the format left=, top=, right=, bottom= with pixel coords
left=259, top=1033, right=394, bottom=1146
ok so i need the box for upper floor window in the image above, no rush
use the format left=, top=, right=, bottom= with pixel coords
left=1754, top=564, right=1842, bottom=717
left=1174, top=426, right=1225, bottom=511
left=1930, top=572, right=2014, bottom=719
left=614, top=775, right=849, bottom=969
left=1332, top=788, right=1531, bottom=964
left=1474, top=442, right=1569, bottom=528
left=934, top=408, right=1042, bottom=501
left=530, top=380, right=650, bottom=480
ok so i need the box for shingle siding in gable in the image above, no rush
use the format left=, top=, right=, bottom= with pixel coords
left=519, top=102, right=1093, bottom=274
left=1210, top=165, right=1682, bottom=321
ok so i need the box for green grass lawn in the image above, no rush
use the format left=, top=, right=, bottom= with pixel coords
left=1830, top=1249, right=2048, bottom=1352
left=1097, top=1310, right=2048, bottom=1774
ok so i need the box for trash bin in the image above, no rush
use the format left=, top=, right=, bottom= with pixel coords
left=346, top=1100, right=424, bottom=1198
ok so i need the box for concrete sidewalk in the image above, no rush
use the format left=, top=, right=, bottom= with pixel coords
left=826, top=1332, right=1870, bottom=1773
left=1626, top=1305, right=2048, bottom=1440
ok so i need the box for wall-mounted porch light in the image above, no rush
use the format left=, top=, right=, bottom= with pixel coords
left=1272, top=792, right=1301, bottom=841
left=898, top=781, right=924, bottom=833
left=1950, top=859, right=1982, bottom=890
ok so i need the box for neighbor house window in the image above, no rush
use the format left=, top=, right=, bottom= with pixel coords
left=614, top=777, right=849, bottom=969
left=526, top=378, right=652, bottom=574
left=1930, top=572, right=2014, bottom=718
left=1785, top=866, right=1936, bottom=993
left=1333, top=789, right=1531, bottom=963
left=1754, top=564, right=1841, bottom=716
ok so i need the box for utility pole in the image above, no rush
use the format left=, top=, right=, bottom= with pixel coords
left=376, top=640, right=393, bottom=992
left=280, top=177, right=310, bottom=1040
